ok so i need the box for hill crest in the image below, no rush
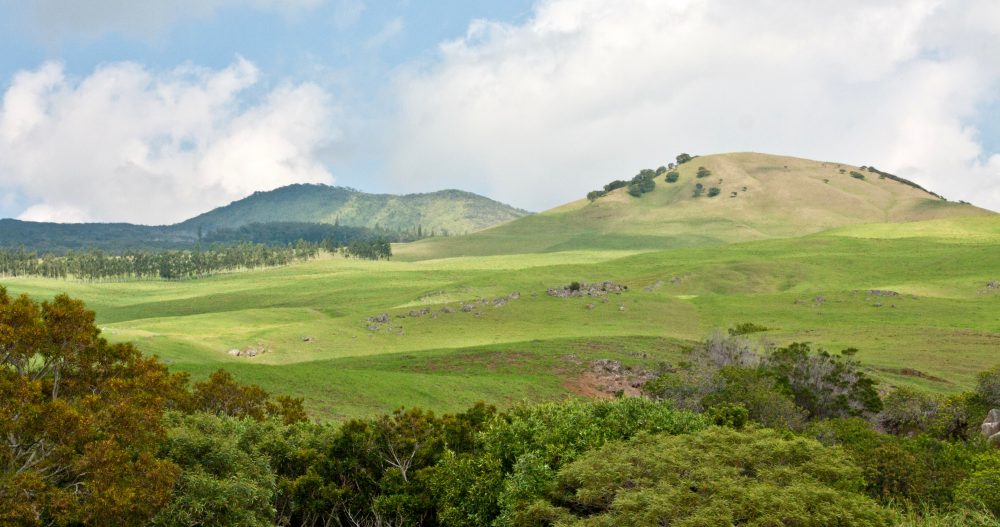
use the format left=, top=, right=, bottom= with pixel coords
left=396, top=152, right=994, bottom=259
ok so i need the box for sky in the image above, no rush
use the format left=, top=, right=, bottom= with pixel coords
left=0, top=0, right=998, bottom=224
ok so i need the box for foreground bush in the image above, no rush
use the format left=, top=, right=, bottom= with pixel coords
left=527, top=427, right=897, bottom=526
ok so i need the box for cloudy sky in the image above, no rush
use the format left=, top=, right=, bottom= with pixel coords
left=0, top=0, right=998, bottom=224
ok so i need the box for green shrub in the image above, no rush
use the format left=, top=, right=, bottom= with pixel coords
left=976, top=365, right=1000, bottom=407
left=707, top=186, right=721, bottom=197
left=665, top=171, right=679, bottom=183
left=878, top=387, right=940, bottom=436
left=956, top=452, right=1000, bottom=517
left=693, top=182, right=704, bottom=197
left=537, top=427, right=897, bottom=526
left=850, top=171, right=866, bottom=180
left=729, top=322, right=770, bottom=336
left=696, top=166, right=712, bottom=178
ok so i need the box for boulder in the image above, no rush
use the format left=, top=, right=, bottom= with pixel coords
left=227, top=348, right=241, bottom=357
left=982, top=409, right=1000, bottom=446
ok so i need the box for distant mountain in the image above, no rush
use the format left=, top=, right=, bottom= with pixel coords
left=397, top=152, right=995, bottom=260
left=177, top=184, right=530, bottom=236
left=0, top=185, right=530, bottom=252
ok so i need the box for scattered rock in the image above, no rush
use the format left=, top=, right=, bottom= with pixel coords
left=368, top=313, right=390, bottom=323
left=460, top=303, right=476, bottom=312
left=227, top=348, right=241, bottom=357
left=988, top=280, right=999, bottom=289
left=440, top=306, right=455, bottom=314
left=813, top=295, right=826, bottom=306
left=618, top=304, right=626, bottom=312
left=301, top=336, right=316, bottom=343
left=586, top=303, right=595, bottom=310
left=868, top=289, right=900, bottom=297
left=643, top=280, right=664, bottom=292
left=584, top=359, right=657, bottom=397
left=509, top=291, right=521, bottom=300
left=408, top=308, right=430, bottom=318
left=669, top=276, right=682, bottom=285
left=547, top=281, right=628, bottom=298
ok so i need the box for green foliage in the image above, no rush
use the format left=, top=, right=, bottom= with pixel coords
left=878, top=387, right=940, bottom=436
left=655, top=166, right=667, bottom=175
left=430, top=452, right=504, bottom=527
left=810, top=418, right=975, bottom=508
left=538, top=427, right=897, bottom=526
left=343, top=237, right=392, bottom=260
left=729, top=322, right=770, bottom=336
left=152, top=413, right=278, bottom=527
left=664, top=170, right=679, bottom=183
left=703, top=366, right=808, bottom=430
left=707, top=186, right=721, bottom=197
left=603, top=180, right=628, bottom=192
left=675, top=153, right=692, bottom=164
left=976, top=365, right=1000, bottom=407
left=705, top=402, right=749, bottom=429
left=693, top=182, right=704, bottom=197
left=766, top=342, right=882, bottom=419
left=851, top=171, right=867, bottom=180
left=586, top=190, right=606, bottom=202
left=956, top=452, right=1000, bottom=517
left=696, top=166, right=712, bottom=178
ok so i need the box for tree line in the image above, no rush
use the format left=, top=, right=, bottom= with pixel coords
left=586, top=152, right=695, bottom=202
left=4, top=291, right=1000, bottom=526
left=0, top=237, right=394, bottom=281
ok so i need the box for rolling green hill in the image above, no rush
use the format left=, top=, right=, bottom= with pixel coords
left=177, top=184, right=530, bottom=235
left=396, top=152, right=993, bottom=259
left=3, top=152, right=998, bottom=420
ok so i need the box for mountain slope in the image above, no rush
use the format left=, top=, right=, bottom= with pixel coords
left=177, top=184, right=530, bottom=235
left=0, top=185, right=529, bottom=252
left=395, top=152, right=995, bottom=260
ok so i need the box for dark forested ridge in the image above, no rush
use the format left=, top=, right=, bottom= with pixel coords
left=0, top=184, right=529, bottom=252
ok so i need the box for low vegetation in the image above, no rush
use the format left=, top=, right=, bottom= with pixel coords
left=4, top=291, right=1000, bottom=526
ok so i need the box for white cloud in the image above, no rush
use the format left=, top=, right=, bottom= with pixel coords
left=23, top=0, right=324, bottom=39
left=0, top=59, right=337, bottom=224
left=389, top=0, right=1000, bottom=211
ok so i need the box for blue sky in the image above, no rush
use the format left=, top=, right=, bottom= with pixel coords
left=0, top=0, right=998, bottom=224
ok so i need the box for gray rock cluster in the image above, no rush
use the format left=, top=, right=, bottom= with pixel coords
left=867, top=289, right=900, bottom=297
left=982, top=409, right=1000, bottom=447
left=588, top=359, right=656, bottom=396
left=365, top=292, right=522, bottom=331
left=226, top=343, right=271, bottom=358
left=547, top=281, right=627, bottom=298
left=988, top=280, right=999, bottom=289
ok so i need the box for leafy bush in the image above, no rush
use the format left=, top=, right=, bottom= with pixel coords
left=676, top=153, right=692, bottom=164
left=603, top=180, right=628, bottom=192
left=665, top=171, right=679, bottom=183
left=693, top=182, right=704, bottom=197
left=696, top=166, right=712, bottom=178
left=707, top=186, right=721, bottom=197
left=850, top=171, right=866, bottom=180
left=586, top=190, right=606, bottom=202
left=729, top=322, right=770, bottom=336
left=975, top=365, right=1000, bottom=407
left=956, top=452, right=1000, bottom=517
left=878, top=387, right=940, bottom=436
left=766, top=342, right=882, bottom=419
left=536, top=427, right=897, bottom=526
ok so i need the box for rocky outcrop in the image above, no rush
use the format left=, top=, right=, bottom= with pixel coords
left=547, top=281, right=628, bottom=298
left=982, top=409, right=1000, bottom=446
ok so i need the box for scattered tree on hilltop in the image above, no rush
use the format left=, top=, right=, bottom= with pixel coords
left=676, top=153, right=693, bottom=165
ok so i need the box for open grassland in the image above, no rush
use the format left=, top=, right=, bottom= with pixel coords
left=4, top=216, right=1000, bottom=419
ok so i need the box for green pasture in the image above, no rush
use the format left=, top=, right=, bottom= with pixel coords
left=4, top=216, right=1000, bottom=419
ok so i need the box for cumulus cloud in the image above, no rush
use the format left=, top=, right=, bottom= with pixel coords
left=23, top=0, right=324, bottom=39
left=389, top=0, right=1000, bottom=211
left=0, top=58, right=337, bottom=224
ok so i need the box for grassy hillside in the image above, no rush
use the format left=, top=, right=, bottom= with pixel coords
left=5, top=216, right=1000, bottom=419
left=396, top=152, right=992, bottom=259
left=178, top=184, right=530, bottom=235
